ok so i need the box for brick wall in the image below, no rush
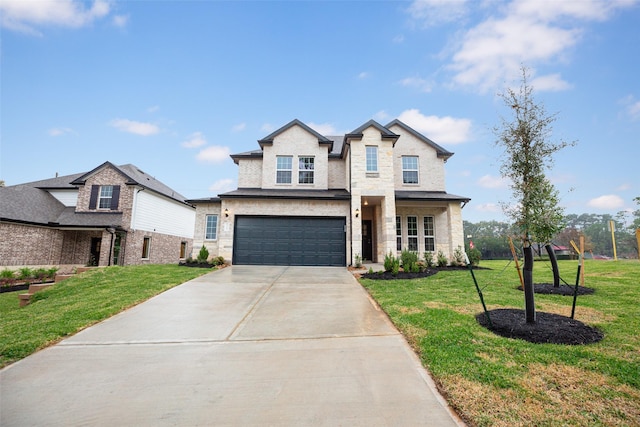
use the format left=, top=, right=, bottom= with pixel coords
left=0, top=223, right=63, bottom=266
left=122, top=229, right=191, bottom=265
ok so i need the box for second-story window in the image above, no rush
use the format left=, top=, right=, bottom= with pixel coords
left=366, top=146, right=378, bottom=172
left=276, top=156, right=292, bottom=184
left=98, top=185, right=114, bottom=209
left=298, top=156, right=314, bottom=184
left=402, top=156, right=419, bottom=184
left=89, top=185, right=120, bottom=210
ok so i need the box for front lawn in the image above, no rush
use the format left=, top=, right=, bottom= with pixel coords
left=360, top=259, right=640, bottom=427
left=0, top=265, right=211, bottom=368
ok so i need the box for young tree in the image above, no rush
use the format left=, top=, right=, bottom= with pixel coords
left=494, top=67, right=575, bottom=323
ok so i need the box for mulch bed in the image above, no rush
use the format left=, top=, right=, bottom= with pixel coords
left=517, top=283, right=595, bottom=296
left=476, top=308, right=603, bottom=345
left=361, top=265, right=487, bottom=280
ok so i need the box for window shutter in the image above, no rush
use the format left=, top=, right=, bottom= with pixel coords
left=89, top=185, right=99, bottom=209
left=110, top=185, right=120, bottom=210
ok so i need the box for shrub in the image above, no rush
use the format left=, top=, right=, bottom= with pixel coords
left=391, top=258, right=400, bottom=276
left=354, top=254, right=362, bottom=268
left=437, top=250, right=448, bottom=267
left=47, top=267, right=59, bottom=280
left=384, top=252, right=396, bottom=272
left=468, top=248, right=482, bottom=266
left=423, top=251, right=435, bottom=268
left=197, top=246, right=209, bottom=263
left=401, top=250, right=419, bottom=272
left=18, top=267, right=33, bottom=281
left=34, top=268, right=48, bottom=281
left=212, top=256, right=225, bottom=266
left=1, top=269, right=16, bottom=286
left=452, top=246, right=466, bottom=266
left=368, top=267, right=374, bottom=274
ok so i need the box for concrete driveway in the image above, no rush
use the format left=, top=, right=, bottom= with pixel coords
left=1, top=266, right=462, bottom=426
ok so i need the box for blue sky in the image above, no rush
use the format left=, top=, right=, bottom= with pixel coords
left=1, top=0, right=639, bottom=223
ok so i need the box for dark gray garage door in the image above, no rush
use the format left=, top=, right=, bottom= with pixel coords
left=233, top=216, right=346, bottom=266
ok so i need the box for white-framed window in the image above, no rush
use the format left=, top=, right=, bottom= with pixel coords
left=298, top=156, right=314, bottom=184
left=98, top=185, right=114, bottom=209
left=142, top=236, right=151, bottom=259
left=366, top=146, right=378, bottom=172
left=423, top=216, right=435, bottom=252
left=396, top=216, right=402, bottom=251
left=402, top=156, right=419, bottom=184
left=407, top=216, right=418, bottom=251
left=276, top=156, right=292, bottom=184
left=205, top=215, right=218, bottom=240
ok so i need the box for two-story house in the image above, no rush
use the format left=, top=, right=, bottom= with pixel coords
left=0, top=162, right=195, bottom=269
left=189, top=118, right=470, bottom=267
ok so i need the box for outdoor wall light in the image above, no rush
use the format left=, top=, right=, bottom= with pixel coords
left=355, top=208, right=360, bottom=218
left=224, top=208, right=229, bottom=217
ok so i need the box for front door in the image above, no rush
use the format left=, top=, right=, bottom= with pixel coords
left=90, top=237, right=101, bottom=266
left=362, top=220, right=373, bottom=261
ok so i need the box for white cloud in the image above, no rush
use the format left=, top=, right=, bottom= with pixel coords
left=475, top=203, right=501, bottom=213
left=1, top=0, right=111, bottom=35
left=209, top=178, right=235, bottom=193
left=587, top=194, right=625, bottom=210
left=393, top=34, right=405, bottom=43
left=373, top=110, right=389, bottom=121
left=397, top=109, right=472, bottom=144
left=307, top=122, right=336, bottom=135
left=445, top=0, right=636, bottom=92
left=196, top=146, right=231, bottom=163
left=477, top=174, right=508, bottom=189
left=261, top=123, right=274, bottom=133
left=407, top=0, right=469, bottom=27
left=48, top=127, right=75, bottom=137
left=616, top=183, right=631, bottom=191
left=181, top=132, right=207, bottom=148
left=147, top=105, right=160, bottom=113
left=530, top=73, right=572, bottom=92
left=620, top=95, right=640, bottom=121
left=358, top=71, right=370, bottom=80
left=232, top=123, right=246, bottom=132
left=112, top=14, right=129, bottom=28
left=110, top=119, right=159, bottom=136
left=398, top=76, right=433, bottom=93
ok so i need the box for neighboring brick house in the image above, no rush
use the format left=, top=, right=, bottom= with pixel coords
left=189, top=118, right=470, bottom=266
left=0, top=162, right=195, bottom=269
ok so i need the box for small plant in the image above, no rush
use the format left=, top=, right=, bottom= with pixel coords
left=197, top=246, right=209, bottom=263
left=423, top=251, right=435, bottom=268
left=452, top=246, right=466, bottom=267
left=185, top=257, right=194, bottom=264
left=34, top=268, right=48, bottom=282
left=468, top=248, right=482, bottom=266
left=1, top=269, right=16, bottom=286
left=384, top=251, right=396, bottom=272
left=47, top=267, right=59, bottom=280
left=212, top=256, right=225, bottom=266
left=368, top=267, right=374, bottom=274
left=391, top=258, right=400, bottom=276
left=354, top=253, right=362, bottom=268
left=18, top=267, right=33, bottom=281
left=400, top=250, right=419, bottom=272
left=437, top=250, right=448, bottom=267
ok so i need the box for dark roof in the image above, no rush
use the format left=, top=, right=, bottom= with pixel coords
left=0, top=184, right=67, bottom=225
left=230, top=149, right=263, bottom=164
left=395, top=190, right=470, bottom=203
left=186, top=197, right=222, bottom=204
left=386, top=119, right=454, bottom=160
left=346, top=120, right=399, bottom=141
left=219, top=188, right=351, bottom=201
left=257, top=119, right=334, bottom=151
left=53, top=208, right=123, bottom=228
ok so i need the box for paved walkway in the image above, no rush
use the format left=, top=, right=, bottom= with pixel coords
left=1, top=266, right=463, bottom=426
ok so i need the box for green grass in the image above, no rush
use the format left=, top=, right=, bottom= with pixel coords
left=360, top=259, right=640, bottom=427
left=0, top=265, right=211, bottom=368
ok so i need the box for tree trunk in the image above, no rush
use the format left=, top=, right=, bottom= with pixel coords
left=523, top=244, right=536, bottom=323
left=545, top=243, right=560, bottom=288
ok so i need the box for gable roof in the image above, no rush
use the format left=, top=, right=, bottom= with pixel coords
left=257, top=119, right=334, bottom=151
left=385, top=119, right=453, bottom=160
left=70, top=161, right=188, bottom=203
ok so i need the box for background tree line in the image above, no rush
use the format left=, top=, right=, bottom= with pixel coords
left=464, top=198, right=640, bottom=260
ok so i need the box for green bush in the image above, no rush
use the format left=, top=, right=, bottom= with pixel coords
left=452, top=246, right=466, bottom=266
left=391, top=259, right=400, bottom=276
left=423, top=251, right=435, bottom=268
left=468, top=248, right=481, bottom=266
left=18, top=267, right=33, bottom=280
left=354, top=254, right=362, bottom=268
left=197, top=246, right=209, bottom=263
left=384, top=252, right=396, bottom=272
left=437, top=250, right=448, bottom=267
left=401, top=250, right=419, bottom=272
left=212, top=256, right=225, bottom=266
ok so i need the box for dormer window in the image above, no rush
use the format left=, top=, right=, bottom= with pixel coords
left=89, top=185, right=120, bottom=210
left=298, top=157, right=314, bottom=184
left=402, top=156, right=419, bottom=184
left=276, top=156, right=292, bottom=184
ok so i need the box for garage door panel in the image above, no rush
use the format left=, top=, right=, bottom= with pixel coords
left=233, top=216, right=346, bottom=266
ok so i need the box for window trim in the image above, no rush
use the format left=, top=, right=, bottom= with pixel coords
left=423, top=216, right=435, bottom=252
left=276, top=155, right=293, bottom=184
left=298, top=156, right=315, bottom=184
left=142, top=236, right=151, bottom=259
left=402, top=156, right=419, bottom=185
left=396, top=216, right=402, bottom=251
left=98, top=185, right=113, bottom=209
left=205, top=214, right=218, bottom=241
left=407, top=216, right=418, bottom=252
left=365, top=146, right=378, bottom=173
